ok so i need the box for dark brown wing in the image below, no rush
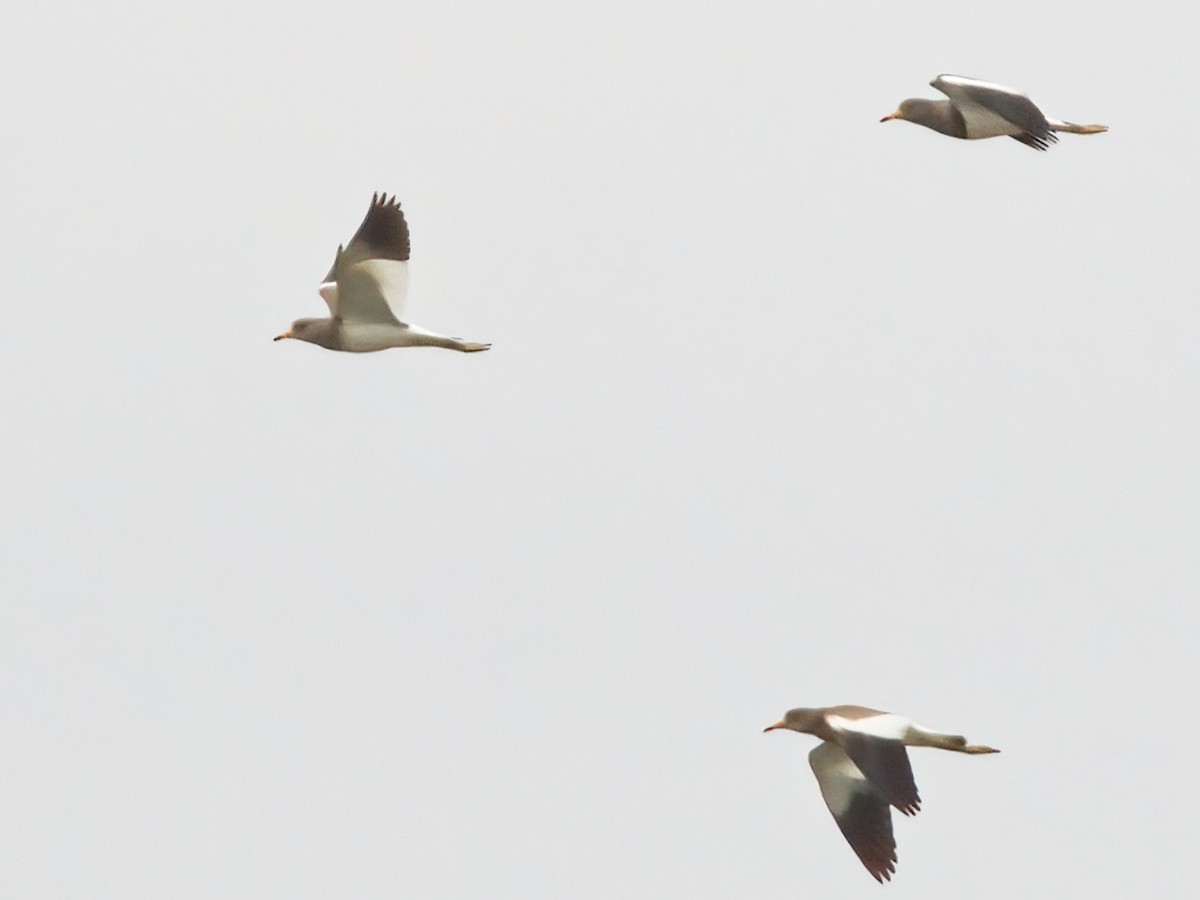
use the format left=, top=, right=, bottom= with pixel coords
left=809, top=743, right=898, bottom=883
left=835, top=731, right=921, bottom=816
left=339, top=192, right=411, bottom=270
left=1009, top=131, right=1057, bottom=151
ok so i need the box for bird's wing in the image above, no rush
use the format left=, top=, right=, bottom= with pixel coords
left=333, top=258, right=409, bottom=326
left=932, top=74, right=1057, bottom=149
left=827, top=714, right=921, bottom=816
left=809, top=742, right=898, bottom=883
left=340, top=193, right=411, bottom=267
left=317, top=245, right=343, bottom=317
left=325, top=194, right=412, bottom=325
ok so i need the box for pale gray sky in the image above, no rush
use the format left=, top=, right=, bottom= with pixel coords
left=2, top=1, right=1197, bottom=897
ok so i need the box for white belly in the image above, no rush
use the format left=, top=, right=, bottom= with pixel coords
left=337, top=321, right=451, bottom=352
left=337, top=321, right=417, bottom=352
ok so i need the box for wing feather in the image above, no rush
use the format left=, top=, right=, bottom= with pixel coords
left=831, top=727, right=921, bottom=816
left=932, top=75, right=1056, bottom=148
left=809, top=743, right=898, bottom=883
left=340, top=193, right=411, bottom=267
left=317, top=194, right=412, bottom=324
left=334, top=259, right=409, bottom=325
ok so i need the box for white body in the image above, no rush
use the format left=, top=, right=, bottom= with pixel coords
left=319, top=258, right=484, bottom=352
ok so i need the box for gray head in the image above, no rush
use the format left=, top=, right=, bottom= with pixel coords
left=880, top=98, right=966, bottom=138
left=763, top=707, right=821, bottom=734
left=273, top=317, right=338, bottom=348
left=880, top=98, right=923, bottom=123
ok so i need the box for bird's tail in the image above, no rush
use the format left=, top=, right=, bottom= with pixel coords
left=905, top=725, right=1000, bottom=754
left=1047, top=118, right=1109, bottom=135
left=960, top=743, right=1001, bottom=754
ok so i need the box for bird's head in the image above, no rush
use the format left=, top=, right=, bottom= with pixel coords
left=880, top=99, right=921, bottom=123
left=763, top=708, right=817, bottom=734
left=274, top=318, right=320, bottom=343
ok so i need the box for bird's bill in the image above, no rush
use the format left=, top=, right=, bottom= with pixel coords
left=273, top=330, right=295, bottom=342
left=880, top=110, right=902, bottom=122
left=763, top=720, right=787, bottom=732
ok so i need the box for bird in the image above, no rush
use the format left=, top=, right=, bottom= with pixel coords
left=764, top=704, right=999, bottom=882
left=274, top=193, right=491, bottom=352
left=881, top=75, right=1108, bottom=151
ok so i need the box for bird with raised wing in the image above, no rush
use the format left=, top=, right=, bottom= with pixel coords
left=764, top=705, right=998, bottom=882
left=275, top=193, right=491, bottom=353
left=881, top=75, right=1108, bottom=151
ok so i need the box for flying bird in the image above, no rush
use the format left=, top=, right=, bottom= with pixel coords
left=275, top=193, right=491, bottom=352
left=764, top=705, right=999, bottom=882
left=881, top=75, right=1108, bottom=151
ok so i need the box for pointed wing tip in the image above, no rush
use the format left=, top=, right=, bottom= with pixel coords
left=857, top=840, right=898, bottom=882
left=341, top=193, right=411, bottom=263
left=869, top=863, right=896, bottom=883
left=371, top=191, right=400, bottom=210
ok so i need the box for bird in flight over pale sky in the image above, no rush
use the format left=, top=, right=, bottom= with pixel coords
left=764, top=704, right=999, bottom=882
left=275, top=193, right=491, bottom=353
left=881, top=75, right=1108, bottom=151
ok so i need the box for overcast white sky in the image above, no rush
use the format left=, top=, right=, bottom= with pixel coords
left=2, top=1, right=1197, bottom=897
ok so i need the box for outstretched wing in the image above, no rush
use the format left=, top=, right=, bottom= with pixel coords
left=323, top=194, right=411, bottom=325
left=932, top=74, right=1057, bottom=150
left=338, top=192, right=411, bottom=269
left=809, top=742, right=898, bottom=883
left=827, top=712, right=921, bottom=816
